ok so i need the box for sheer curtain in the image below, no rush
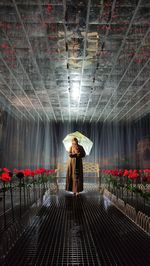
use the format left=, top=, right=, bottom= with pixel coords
left=1, top=112, right=150, bottom=170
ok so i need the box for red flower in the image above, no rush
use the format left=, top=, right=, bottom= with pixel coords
left=0, top=172, right=11, bottom=182
left=31, top=171, right=35, bottom=177
left=47, top=4, right=53, bottom=13
left=123, top=169, right=129, bottom=177
left=3, top=167, right=9, bottom=173
left=117, top=169, right=123, bottom=176
left=39, top=168, right=46, bottom=173
left=144, top=169, right=150, bottom=173
left=111, top=169, right=118, bottom=176
left=147, top=175, right=150, bottom=182
left=1, top=43, right=9, bottom=49
left=34, top=168, right=46, bottom=175
left=34, top=169, right=41, bottom=175
left=47, top=169, right=56, bottom=173
left=24, top=169, right=31, bottom=176
left=128, top=169, right=139, bottom=180
left=13, top=168, right=19, bottom=173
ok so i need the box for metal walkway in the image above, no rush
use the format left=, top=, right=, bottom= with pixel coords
left=3, top=190, right=150, bottom=266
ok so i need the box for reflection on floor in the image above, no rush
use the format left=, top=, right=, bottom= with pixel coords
left=3, top=190, right=150, bottom=266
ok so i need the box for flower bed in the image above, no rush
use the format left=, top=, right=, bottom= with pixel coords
left=100, top=169, right=150, bottom=213
left=0, top=167, right=57, bottom=229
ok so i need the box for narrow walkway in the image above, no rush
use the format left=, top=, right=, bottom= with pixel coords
left=3, top=191, right=150, bottom=266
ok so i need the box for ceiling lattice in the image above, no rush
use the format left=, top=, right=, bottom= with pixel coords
left=0, top=0, right=150, bottom=122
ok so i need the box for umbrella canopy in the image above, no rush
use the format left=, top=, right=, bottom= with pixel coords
left=63, top=131, right=93, bottom=155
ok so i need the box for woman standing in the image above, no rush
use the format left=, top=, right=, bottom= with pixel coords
left=66, top=138, right=86, bottom=196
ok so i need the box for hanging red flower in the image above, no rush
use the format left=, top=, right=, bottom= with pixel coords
left=1, top=43, right=9, bottom=49
left=47, top=4, right=53, bottom=13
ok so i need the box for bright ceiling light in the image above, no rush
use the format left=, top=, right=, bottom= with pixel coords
left=72, top=84, right=80, bottom=100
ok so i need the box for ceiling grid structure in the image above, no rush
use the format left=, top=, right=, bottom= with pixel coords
left=2, top=28, right=47, bottom=121
left=102, top=26, right=150, bottom=122
left=12, top=0, right=56, bottom=121
left=63, top=0, right=71, bottom=122
left=0, top=0, right=149, bottom=122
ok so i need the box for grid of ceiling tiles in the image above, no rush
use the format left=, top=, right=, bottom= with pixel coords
left=0, top=0, right=150, bottom=122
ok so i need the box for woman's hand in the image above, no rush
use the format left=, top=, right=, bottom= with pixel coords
left=69, top=153, right=77, bottom=158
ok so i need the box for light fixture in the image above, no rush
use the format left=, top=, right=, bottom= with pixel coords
left=72, top=83, right=80, bottom=100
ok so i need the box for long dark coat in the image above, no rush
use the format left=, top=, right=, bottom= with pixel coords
left=66, top=145, right=86, bottom=193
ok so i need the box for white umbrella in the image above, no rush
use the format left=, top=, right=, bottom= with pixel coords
left=63, top=131, right=93, bottom=155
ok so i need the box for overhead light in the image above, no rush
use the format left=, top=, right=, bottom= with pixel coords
left=72, top=84, right=80, bottom=100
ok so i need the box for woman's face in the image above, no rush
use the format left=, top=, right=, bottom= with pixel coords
left=72, top=140, right=77, bottom=146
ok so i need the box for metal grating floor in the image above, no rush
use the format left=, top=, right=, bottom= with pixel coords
left=2, top=190, right=150, bottom=266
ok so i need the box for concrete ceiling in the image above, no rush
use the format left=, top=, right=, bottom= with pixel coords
left=0, top=0, right=150, bottom=122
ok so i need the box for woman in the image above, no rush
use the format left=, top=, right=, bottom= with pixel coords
left=66, top=137, right=86, bottom=196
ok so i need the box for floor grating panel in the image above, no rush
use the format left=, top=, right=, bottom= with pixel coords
left=2, top=190, right=150, bottom=266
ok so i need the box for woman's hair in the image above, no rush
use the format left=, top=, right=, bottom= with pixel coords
left=71, top=137, right=78, bottom=144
